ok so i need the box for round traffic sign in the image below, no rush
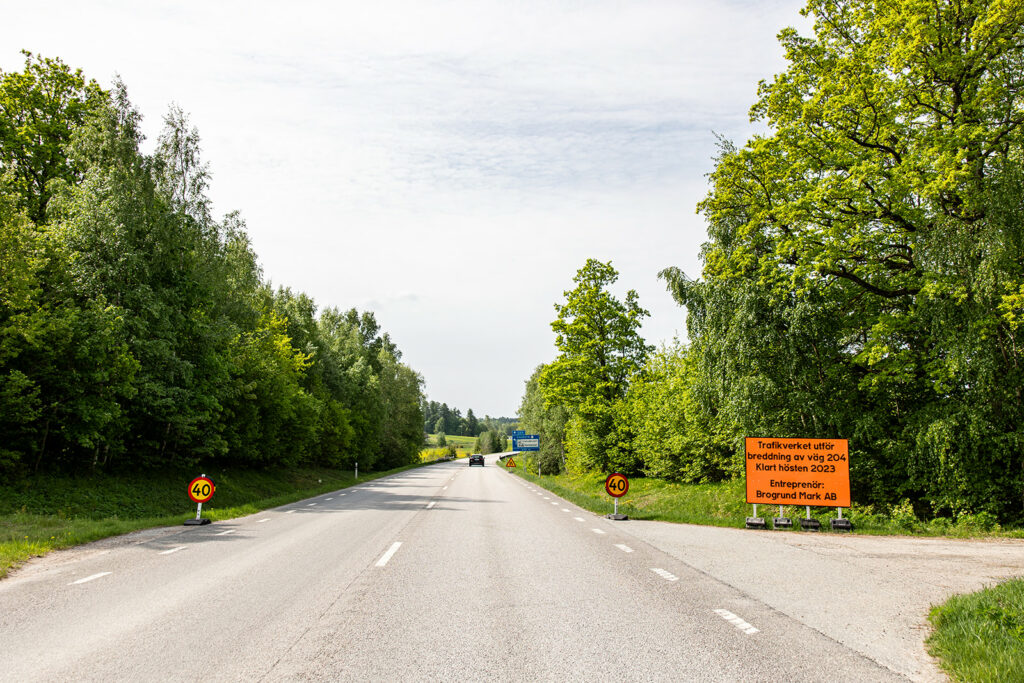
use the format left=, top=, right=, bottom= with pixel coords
left=188, top=476, right=215, bottom=503
left=605, top=472, right=629, bottom=498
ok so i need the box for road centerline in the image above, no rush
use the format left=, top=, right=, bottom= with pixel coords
left=159, top=546, right=187, bottom=555
left=69, top=572, right=112, bottom=585
left=375, top=542, right=403, bottom=567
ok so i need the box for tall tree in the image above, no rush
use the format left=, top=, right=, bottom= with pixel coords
left=540, top=259, right=651, bottom=473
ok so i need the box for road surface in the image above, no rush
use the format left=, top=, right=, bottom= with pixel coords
left=2, top=456, right=1015, bottom=681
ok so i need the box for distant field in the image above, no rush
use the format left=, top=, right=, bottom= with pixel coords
left=424, top=433, right=476, bottom=452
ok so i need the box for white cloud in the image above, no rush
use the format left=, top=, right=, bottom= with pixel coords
left=2, top=0, right=809, bottom=415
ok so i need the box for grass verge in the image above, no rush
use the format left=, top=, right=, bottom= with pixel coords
left=0, top=461, right=435, bottom=579
left=927, top=579, right=1024, bottom=681
left=502, top=455, right=1024, bottom=538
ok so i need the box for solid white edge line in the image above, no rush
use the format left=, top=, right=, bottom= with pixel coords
left=376, top=541, right=403, bottom=567
left=159, top=546, right=187, bottom=555
left=69, top=571, right=111, bottom=585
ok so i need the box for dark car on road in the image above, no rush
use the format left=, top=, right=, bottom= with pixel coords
left=469, top=454, right=484, bottom=466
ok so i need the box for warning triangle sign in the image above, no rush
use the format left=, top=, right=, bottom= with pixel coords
left=505, top=458, right=516, bottom=468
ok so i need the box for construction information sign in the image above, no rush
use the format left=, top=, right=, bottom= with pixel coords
left=745, top=438, right=850, bottom=507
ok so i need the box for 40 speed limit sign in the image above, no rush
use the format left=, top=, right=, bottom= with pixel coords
left=188, top=475, right=215, bottom=503
left=605, top=473, right=629, bottom=498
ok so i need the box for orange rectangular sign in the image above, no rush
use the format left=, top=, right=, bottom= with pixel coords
left=745, top=438, right=850, bottom=507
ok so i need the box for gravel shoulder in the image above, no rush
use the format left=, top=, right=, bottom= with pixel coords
left=620, top=521, right=1024, bottom=681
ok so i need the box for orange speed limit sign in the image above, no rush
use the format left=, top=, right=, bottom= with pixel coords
left=605, top=473, right=629, bottom=498
left=188, top=476, right=215, bottom=503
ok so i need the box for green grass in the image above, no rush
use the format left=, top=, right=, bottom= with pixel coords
left=502, top=455, right=1024, bottom=537
left=423, top=433, right=477, bottom=456
left=0, top=461, right=435, bottom=579
left=928, top=579, right=1024, bottom=681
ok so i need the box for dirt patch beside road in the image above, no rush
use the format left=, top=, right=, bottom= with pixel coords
left=621, top=521, right=1024, bottom=681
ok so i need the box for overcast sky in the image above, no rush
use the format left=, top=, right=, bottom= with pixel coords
left=3, top=0, right=808, bottom=417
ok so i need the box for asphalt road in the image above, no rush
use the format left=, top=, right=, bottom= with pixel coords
left=0, top=456, right=925, bottom=681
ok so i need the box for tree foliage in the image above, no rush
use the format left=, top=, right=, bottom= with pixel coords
left=0, top=56, right=424, bottom=480
left=662, top=0, right=1024, bottom=519
left=539, top=259, right=651, bottom=473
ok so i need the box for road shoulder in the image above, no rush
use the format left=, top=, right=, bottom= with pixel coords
left=617, top=520, right=1024, bottom=681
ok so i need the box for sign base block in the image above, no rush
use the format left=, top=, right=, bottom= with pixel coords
left=800, top=518, right=821, bottom=531
left=605, top=513, right=628, bottom=521
left=184, top=518, right=211, bottom=526
left=772, top=517, right=793, bottom=529
left=745, top=517, right=767, bottom=529
left=830, top=518, right=853, bottom=532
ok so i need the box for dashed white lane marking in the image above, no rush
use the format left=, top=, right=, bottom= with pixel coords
left=615, top=544, right=634, bottom=553
left=426, top=501, right=436, bottom=509
left=376, top=542, right=403, bottom=567
left=159, top=546, right=187, bottom=555
left=561, top=508, right=570, bottom=512
left=443, top=486, right=448, bottom=490
left=286, top=510, right=296, bottom=514
left=551, top=502, right=559, bottom=506
left=326, top=497, right=334, bottom=501
left=543, top=497, right=551, bottom=500
left=651, top=568, right=679, bottom=581
left=592, top=528, right=606, bottom=535
left=307, top=503, right=317, bottom=506
left=69, top=572, right=111, bottom=585
left=714, top=609, right=760, bottom=635
left=215, top=529, right=236, bottom=536
left=574, top=517, right=585, bottom=522
left=257, top=518, right=270, bottom=523
left=339, top=493, right=346, bottom=496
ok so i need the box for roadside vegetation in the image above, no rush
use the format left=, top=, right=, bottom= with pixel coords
left=0, top=462, right=435, bottom=579
left=928, top=579, right=1024, bottom=682
left=518, top=0, right=1024, bottom=531
left=504, top=458, right=1022, bottom=538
